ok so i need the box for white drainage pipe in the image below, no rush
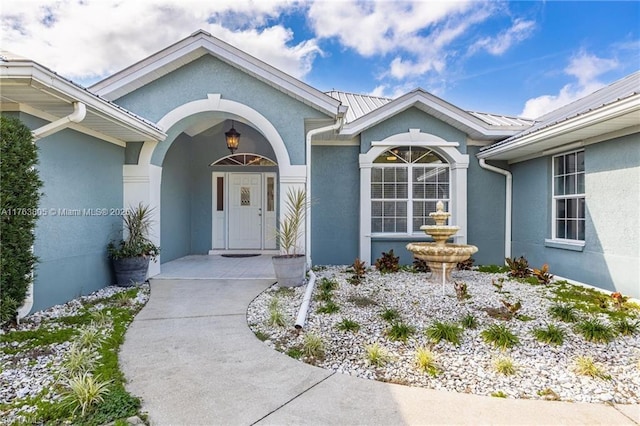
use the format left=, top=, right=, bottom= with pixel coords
left=294, top=269, right=317, bottom=329
left=478, top=158, right=512, bottom=262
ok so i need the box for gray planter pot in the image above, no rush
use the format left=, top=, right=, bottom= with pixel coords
left=112, top=257, right=150, bottom=287
left=272, top=255, right=306, bottom=287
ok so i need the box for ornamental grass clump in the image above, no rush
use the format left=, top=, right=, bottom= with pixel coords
left=575, top=318, right=615, bottom=343
left=302, top=333, right=325, bottom=358
left=61, top=343, right=98, bottom=375
left=481, top=324, right=519, bottom=350
left=268, top=298, right=286, bottom=327
left=386, top=322, right=415, bottom=342
left=365, top=343, right=392, bottom=367
left=61, top=372, right=112, bottom=417
left=380, top=308, right=401, bottom=323
left=426, top=321, right=463, bottom=345
left=460, top=314, right=478, bottom=329
left=415, top=347, right=439, bottom=376
left=336, top=318, right=360, bottom=332
left=614, top=318, right=639, bottom=336
left=532, top=324, right=565, bottom=346
left=572, top=356, right=610, bottom=380
left=493, top=357, right=517, bottom=376
left=549, top=304, right=579, bottom=323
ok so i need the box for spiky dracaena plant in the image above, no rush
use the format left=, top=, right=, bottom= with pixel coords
left=275, top=188, right=309, bottom=257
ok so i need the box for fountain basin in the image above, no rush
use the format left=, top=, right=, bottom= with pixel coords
left=406, top=242, right=478, bottom=264
left=406, top=242, right=478, bottom=283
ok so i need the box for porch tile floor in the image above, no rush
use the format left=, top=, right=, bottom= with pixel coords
left=155, top=254, right=276, bottom=280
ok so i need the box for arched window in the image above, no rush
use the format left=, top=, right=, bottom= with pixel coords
left=371, top=146, right=450, bottom=234
left=210, top=154, right=277, bottom=167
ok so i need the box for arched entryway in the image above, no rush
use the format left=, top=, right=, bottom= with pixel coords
left=123, top=94, right=307, bottom=275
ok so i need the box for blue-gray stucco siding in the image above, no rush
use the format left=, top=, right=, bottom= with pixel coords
left=17, top=113, right=124, bottom=312
left=113, top=55, right=330, bottom=166
left=511, top=133, right=639, bottom=297
left=467, top=147, right=508, bottom=266
left=311, top=145, right=360, bottom=265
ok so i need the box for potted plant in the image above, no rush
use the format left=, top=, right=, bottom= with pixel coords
left=107, top=203, right=160, bottom=286
left=272, top=188, right=308, bottom=287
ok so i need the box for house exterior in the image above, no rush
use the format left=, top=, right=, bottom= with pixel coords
left=1, top=30, right=638, bottom=314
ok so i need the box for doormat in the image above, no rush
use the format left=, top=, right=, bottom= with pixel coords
left=221, top=254, right=261, bottom=258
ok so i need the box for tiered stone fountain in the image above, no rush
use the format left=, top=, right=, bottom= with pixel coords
left=406, top=201, right=478, bottom=283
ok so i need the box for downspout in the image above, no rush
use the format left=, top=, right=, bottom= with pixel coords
left=304, top=110, right=346, bottom=267
left=295, top=107, right=346, bottom=330
left=17, top=101, right=87, bottom=321
left=32, top=102, right=87, bottom=140
left=478, top=158, right=512, bottom=262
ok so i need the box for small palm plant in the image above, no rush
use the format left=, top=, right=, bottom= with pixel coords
left=275, top=188, right=308, bottom=257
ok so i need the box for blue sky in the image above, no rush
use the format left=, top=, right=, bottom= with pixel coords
left=2, top=1, right=639, bottom=118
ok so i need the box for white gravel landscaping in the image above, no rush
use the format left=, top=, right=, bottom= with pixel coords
left=247, top=267, right=640, bottom=404
left=0, top=284, right=149, bottom=423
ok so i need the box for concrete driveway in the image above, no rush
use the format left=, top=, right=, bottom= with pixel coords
left=120, top=278, right=639, bottom=425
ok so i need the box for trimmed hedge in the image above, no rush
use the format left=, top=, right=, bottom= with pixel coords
left=1, top=115, right=43, bottom=323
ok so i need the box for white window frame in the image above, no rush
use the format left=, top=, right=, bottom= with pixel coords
left=370, top=151, right=451, bottom=235
left=359, top=129, right=469, bottom=265
left=551, top=149, right=585, bottom=243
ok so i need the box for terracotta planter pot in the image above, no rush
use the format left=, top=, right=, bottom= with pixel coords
left=272, top=255, right=306, bottom=287
left=112, top=257, right=150, bottom=287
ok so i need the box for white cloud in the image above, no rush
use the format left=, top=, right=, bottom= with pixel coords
left=471, top=18, right=535, bottom=55
left=520, top=51, right=619, bottom=119
left=0, top=0, right=316, bottom=82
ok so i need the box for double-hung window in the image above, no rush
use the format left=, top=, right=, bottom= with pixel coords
left=371, top=146, right=450, bottom=234
left=552, top=150, right=585, bottom=241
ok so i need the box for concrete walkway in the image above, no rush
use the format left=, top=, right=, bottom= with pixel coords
left=120, top=279, right=639, bottom=425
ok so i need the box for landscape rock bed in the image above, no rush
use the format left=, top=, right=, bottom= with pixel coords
left=0, top=284, right=149, bottom=423
left=247, top=267, right=640, bottom=404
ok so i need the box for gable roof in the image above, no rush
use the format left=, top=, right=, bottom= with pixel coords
left=91, top=30, right=343, bottom=118
left=478, top=71, right=640, bottom=161
left=0, top=51, right=165, bottom=145
left=337, top=88, right=532, bottom=140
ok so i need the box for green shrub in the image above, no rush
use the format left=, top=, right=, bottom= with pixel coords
left=426, top=321, right=463, bottom=345
left=0, top=115, right=43, bottom=324
left=481, top=324, right=519, bottom=349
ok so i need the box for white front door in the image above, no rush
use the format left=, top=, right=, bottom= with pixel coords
left=228, top=173, right=263, bottom=249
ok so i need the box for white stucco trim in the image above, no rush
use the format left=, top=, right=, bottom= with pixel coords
left=155, top=94, right=293, bottom=172
left=128, top=94, right=305, bottom=267
left=359, top=129, right=469, bottom=265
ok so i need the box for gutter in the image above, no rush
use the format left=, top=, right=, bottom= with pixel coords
left=32, top=102, right=87, bottom=140
left=478, top=159, right=512, bottom=262
left=17, top=101, right=88, bottom=321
